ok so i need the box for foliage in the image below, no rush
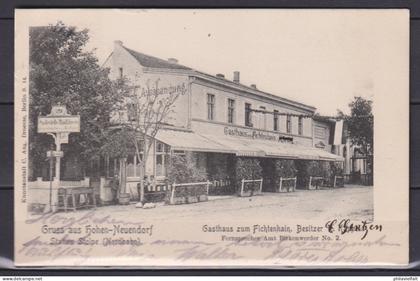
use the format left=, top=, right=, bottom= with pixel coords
left=295, top=160, right=343, bottom=187
left=342, top=96, right=374, bottom=156
left=234, top=158, right=263, bottom=193
left=116, top=75, right=186, bottom=202
left=167, top=153, right=207, bottom=184
left=296, top=160, right=322, bottom=187
left=274, top=159, right=297, bottom=178
left=118, top=78, right=186, bottom=170
left=99, top=128, right=137, bottom=159
left=329, top=162, right=344, bottom=177
left=235, top=158, right=262, bottom=181
left=29, top=22, right=124, bottom=178
left=207, top=153, right=233, bottom=180
left=259, top=159, right=296, bottom=191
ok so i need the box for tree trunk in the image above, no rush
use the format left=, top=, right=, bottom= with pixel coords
left=119, top=157, right=127, bottom=194
left=139, top=138, right=148, bottom=203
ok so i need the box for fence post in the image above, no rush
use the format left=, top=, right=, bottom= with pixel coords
left=259, top=178, right=263, bottom=194
left=170, top=183, right=176, bottom=205
left=294, top=177, right=297, bottom=192
left=333, top=176, right=337, bottom=188
left=309, top=176, right=312, bottom=190
left=240, top=179, right=245, bottom=196
left=206, top=181, right=210, bottom=195
left=279, top=177, right=283, bottom=192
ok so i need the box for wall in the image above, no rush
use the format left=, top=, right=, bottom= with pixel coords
left=190, top=80, right=313, bottom=147
left=313, top=120, right=332, bottom=151
left=103, top=43, right=190, bottom=129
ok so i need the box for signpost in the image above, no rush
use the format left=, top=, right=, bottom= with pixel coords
left=38, top=105, right=80, bottom=212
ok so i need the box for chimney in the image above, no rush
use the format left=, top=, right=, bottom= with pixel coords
left=216, top=73, right=225, bottom=79
left=168, top=58, right=178, bottom=64
left=233, top=71, right=240, bottom=83
left=114, top=40, right=123, bottom=47
left=250, top=84, right=257, bottom=89
left=233, top=71, right=239, bottom=83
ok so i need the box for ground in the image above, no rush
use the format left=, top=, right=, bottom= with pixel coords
left=67, top=184, right=373, bottom=223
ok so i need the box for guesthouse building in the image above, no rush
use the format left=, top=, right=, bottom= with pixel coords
left=102, top=40, right=343, bottom=198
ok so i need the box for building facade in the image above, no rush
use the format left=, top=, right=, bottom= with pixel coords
left=103, top=41, right=343, bottom=198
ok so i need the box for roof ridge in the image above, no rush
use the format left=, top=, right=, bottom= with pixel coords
left=123, top=45, right=316, bottom=112
left=123, top=46, right=191, bottom=70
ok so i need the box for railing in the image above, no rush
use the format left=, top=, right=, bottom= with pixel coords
left=333, top=175, right=345, bottom=187
left=170, top=181, right=211, bottom=205
left=308, top=176, right=324, bottom=190
left=240, top=178, right=263, bottom=197
left=279, top=177, right=297, bottom=192
left=208, top=178, right=235, bottom=195
left=146, top=183, right=171, bottom=192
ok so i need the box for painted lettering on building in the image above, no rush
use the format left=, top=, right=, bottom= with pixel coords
left=141, top=83, right=187, bottom=96
left=224, top=127, right=293, bottom=143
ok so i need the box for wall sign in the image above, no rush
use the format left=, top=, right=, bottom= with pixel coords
left=224, top=126, right=293, bottom=143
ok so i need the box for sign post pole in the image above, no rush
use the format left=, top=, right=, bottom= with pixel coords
left=53, top=138, right=61, bottom=212
left=38, top=105, right=80, bottom=213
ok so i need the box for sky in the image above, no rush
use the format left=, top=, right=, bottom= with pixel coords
left=19, top=9, right=406, bottom=115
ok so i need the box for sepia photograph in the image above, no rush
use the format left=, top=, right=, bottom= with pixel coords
left=14, top=9, right=408, bottom=267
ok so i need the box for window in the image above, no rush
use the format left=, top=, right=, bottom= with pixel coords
left=260, top=106, right=267, bottom=130
left=273, top=110, right=279, bottom=131
left=118, top=67, right=123, bottom=79
left=207, top=94, right=215, bottom=120
left=286, top=115, right=292, bottom=133
left=315, top=126, right=326, bottom=139
left=227, top=99, right=235, bottom=124
left=298, top=116, right=303, bottom=135
left=126, top=154, right=142, bottom=178
left=245, top=103, right=253, bottom=127
left=156, top=141, right=169, bottom=177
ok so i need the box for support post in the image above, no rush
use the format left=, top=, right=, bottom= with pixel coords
left=170, top=183, right=176, bottom=205
left=206, top=181, right=210, bottom=195
left=279, top=177, right=283, bottom=192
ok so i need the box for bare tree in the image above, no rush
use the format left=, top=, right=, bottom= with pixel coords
left=117, top=77, right=186, bottom=203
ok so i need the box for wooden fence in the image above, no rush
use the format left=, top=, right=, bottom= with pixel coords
left=278, top=177, right=297, bottom=192
left=170, top=181, right=211, bottom=205
left=240, top=178, right=263, bottom=197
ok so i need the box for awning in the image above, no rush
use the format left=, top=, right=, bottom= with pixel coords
left=155, top=130, right=235, bottom=154
left=155, top=129, right=343, bottom=161
left=202, top=134, right=343, bottom=161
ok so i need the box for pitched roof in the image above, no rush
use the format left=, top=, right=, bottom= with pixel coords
left=123, top=45, right=316, bottom=112
left=124, top=46, right=191, bottom=70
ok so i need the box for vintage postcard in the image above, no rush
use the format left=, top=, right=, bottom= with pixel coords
left=14, top=9, right=409, bottom=267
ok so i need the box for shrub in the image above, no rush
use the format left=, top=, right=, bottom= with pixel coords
left=275, top=159, right=297, bottom=178
left=167, top=152, right=207, bottom=184
left=207, top=153, right=231, bottom=180
left=260, top=159, right=297, bottom=191
left=235, top=158, right=263, bottom=193
left=330, top=162, right=344, bottom=176
left=296, top=160, right=324, bottom=188
left=295, top=160, right=344, bottom=188
left=235, top=158, right=262, bottom=181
